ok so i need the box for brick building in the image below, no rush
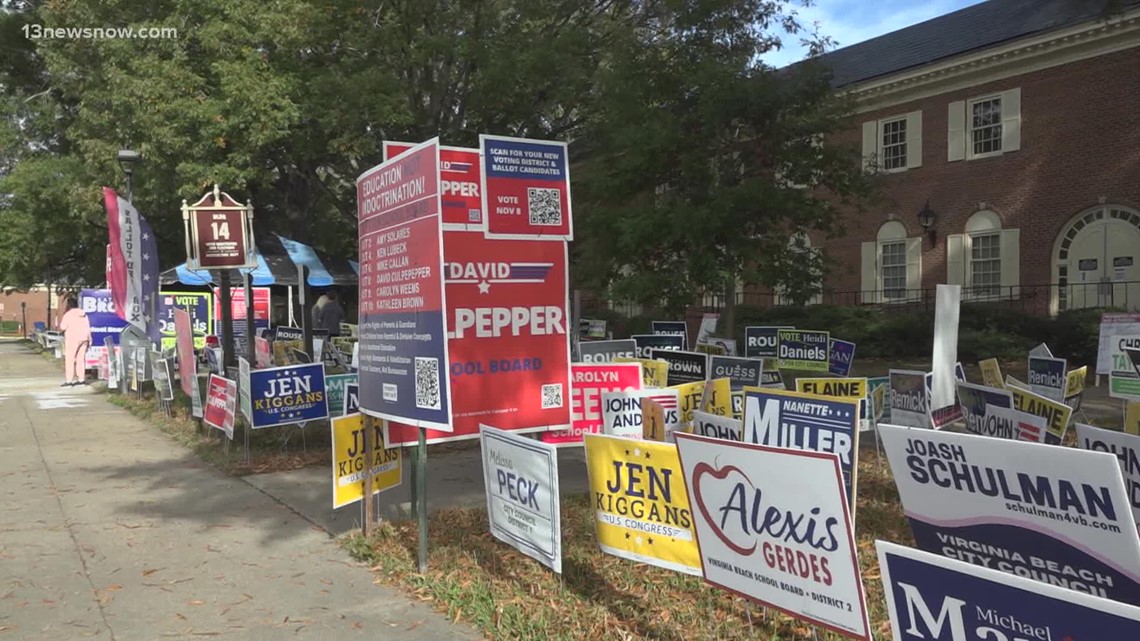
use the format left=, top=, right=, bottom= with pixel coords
left=0, top=287, right=70, bottom=335
left=756, top=0, right=1140, bottom=315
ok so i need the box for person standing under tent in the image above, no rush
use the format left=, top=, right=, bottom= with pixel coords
left=311, top=293, right=328, bottom=330
left=317, top=290, right=345, bottom=337
left=57, top=297, right=91, bottom=386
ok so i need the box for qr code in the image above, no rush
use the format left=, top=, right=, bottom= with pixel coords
left=468, top=208, right=480, bottom=222
left=541, top=383, right=563, bottom=409
left=414, top=357, right=441, bottom=410
left=527, top=187, right=562, bottom=226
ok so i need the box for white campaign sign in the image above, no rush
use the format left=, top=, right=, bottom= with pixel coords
left=600, top=388, right=680, bottom=439
left=480, top=424, right=562, bottom=573
left=888, top=369, right=929, bottom=429
left=1077, top=423, right=1140, bottom=535
left=930, top=285, right=960, bottom=411
left=878, top=423, right=1140, bottom=605
left=690, top=409, right=742, bottom=441
left=674, top=432, right=871, bottom=640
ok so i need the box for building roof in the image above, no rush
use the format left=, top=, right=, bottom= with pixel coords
left=819, top=0, right=1140, bottom=88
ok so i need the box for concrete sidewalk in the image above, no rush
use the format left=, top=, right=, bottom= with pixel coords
left=0, top=340, right=482, bottom=641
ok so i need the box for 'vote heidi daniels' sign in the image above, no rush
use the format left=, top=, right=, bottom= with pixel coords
left=877, top=423, right=1140, bottom=605
left=776, top=329, right=829, bottom=372
left=386, top=230, right=571, bottom=447
left=384, top=142, right=484, bottom=229
left=480, top=425, right=562, bottom=573
left=675, top=433, right=871, bottom=641
left=158, top=290, right=212, bottom=350
left=356, top=138, right=452, bottom=430
left=877, top=541, right=1140, bottom=641
left=541, top=363, right=641, bottom=446
left=480, top=134, right=572, bottom=241
left=743, top=387, right=860, bottom=515
left=583, top=433, right=700, bottom=575
left=247, top=362, right=329, bottom=429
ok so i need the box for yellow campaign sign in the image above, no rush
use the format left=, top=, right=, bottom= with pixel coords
left=642, top=398, right=666, bottom=442
left=615, top=357, right=668, bottom=388
left=701, top=377, right=732, bottom=416
left=694, top=342, right=726, bottom=356
left=670, top=380, right=705, bottom=424
left=1010, top=386, right=1072, bottom=443
left=583, top=433, right=700, bottom=575
left=795, top=377, right=867, bottom=401
left=1126, top=402, right=1140, bottom=436
left=331, top=414, right=402, bottom=509
left=871, top=384, right=887, bottom=422
left=979, top=358, right=1004, bottom=389
left=1065, top=365, right=1088, bottom=398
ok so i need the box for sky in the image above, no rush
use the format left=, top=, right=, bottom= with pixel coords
left=762, top=0, right=989, bottom=68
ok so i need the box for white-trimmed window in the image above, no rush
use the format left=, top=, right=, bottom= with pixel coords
left=775, top=233, right=823, bottom=306
left=947, top=210, right=1021, bottom=299
left=948, top=88, right=1021, bottom=161
left=862, top=111, right=922, bottom=172
left=860, top=221, right=922, bottom=303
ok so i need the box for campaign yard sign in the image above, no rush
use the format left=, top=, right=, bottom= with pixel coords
left=956, top=381, right=1015, bottom=439
left=541, top=363, right=642, bottom=446
left=708, top=356, right=762, bottom=391
left=387, top=230, right=571, bottom=447
left=247, top=362, right=329, bottom=429
left=675, top=433, right=871, bottom=640
left=578, top=339, right=636, bottom=364
left=214, top=286, right=271, bottom=338
left=744, top=326, right=792, bottom=359
left=632, top=334, right=684, bottom=359
left=356, top=138, right=452, bottom=430
left=384, top=142, right=484, bottom=229
left=331, top=413, right=401, bottom=509
left=325, top=373, right=357, bottom=417
left=274, top=326, right=304, bottom=342
left=583, top=433, right=700, bottom=575
left=743, top=387, right=860, bottom=514
left=691, top=410, right=742, bottom=442
left=238, top=357, right=252, bottom=424
left=652, top=349, right=708, bottom=387
left=1077, top=423, right=1140, bottom=533
left=80, top=289, right=128, bottom=345
left=877, top=541, right=1140, bottom=641
left=1065, top=365, right=1088, bottom=410
left=481, top=425, right=562, bottom=573
left=600, top=388, right=680, bottom=439
left=978, top=357, right=1004, bottom=389
left=1009, top=385, right=1072, bottom=444
left=480, top=134, right=572, bottom=241
left=150, top=353, right=174, bottom=401
left=877, top=424, right=1140, bottom=605
left=615, top=357, right=669, bottom=388
left=776, top=329, right=829, bottom=372
left=158, top=291, right=213, bottom=350
left=343, top=383, right=359, bottom=414
left=829, top=339, right=857, bottom=377
left=889, top=369, right=929, bottom=428
left=651, top=321, right=688, bottom=346
left=1028, top=355, right=1067, bottom=402
left=204, top=374, right=237, bottom=440
left=1097, top=313, right=1140, bottom=374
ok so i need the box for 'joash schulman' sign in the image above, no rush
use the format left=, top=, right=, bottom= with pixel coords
left=632, top=333, right=684, bottom=359
left=248, top=362, right=330, bottom=429
left=776, top=329, right=830, bottom=372
left=743, top=387, right=860, bottom=514
left=480, top=134, right=572, bottom=241
left=578, top=339, right=636, bottom=364
left=877, top=424, right=1140, bottom=605
left=877, top=541, right=1140, bottom=641
left=480, top=425, right=562, bottom=573
left=675, top=433, right=872, bottom=641
left=356, top=138, right=452, bottom=430
left=652, top=349, right=708, bottom=387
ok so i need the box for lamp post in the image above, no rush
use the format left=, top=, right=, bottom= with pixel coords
left=917, top=200, right=937, bottom=246
left=21, top=301, right=26, bottom=338
left=117, top=149, right=140, bottom=202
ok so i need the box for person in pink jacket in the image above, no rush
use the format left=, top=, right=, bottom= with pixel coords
left=57, top=297, right=91, bottom=386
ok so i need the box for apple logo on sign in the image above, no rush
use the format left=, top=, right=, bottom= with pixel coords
left=691, top=461, right=756, bottom=556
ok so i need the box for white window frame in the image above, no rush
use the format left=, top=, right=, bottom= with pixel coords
left=967, top=94, right=1004, bottom=160
left=878, top=116, right=909, bottom=173
left=947, top=210, right=1020, bottom=301
left=862, top=111, right=922, bottom=173
left=861, top=221, right=922, bottom=304
left=969, top=231, right=1002, bottom=298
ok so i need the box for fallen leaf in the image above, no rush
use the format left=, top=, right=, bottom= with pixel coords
left=188, top=600, right=204, bottom=606
left=143, top=568, right=160, bottom=576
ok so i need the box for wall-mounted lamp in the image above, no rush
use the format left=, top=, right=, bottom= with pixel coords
left=917, top=200, right=936, bottom=246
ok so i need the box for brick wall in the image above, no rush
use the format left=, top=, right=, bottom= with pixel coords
left=827, top=47, right=1140, bottom=291
left=0, top=289, right=71, bottom=334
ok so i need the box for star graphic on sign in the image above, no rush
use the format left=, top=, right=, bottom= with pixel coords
left=647, top=537, right=654, bottom=545
left=624, top=449, right=630, bottom=456
left=143, top=252, right=150, bottom=260
left=142, top=233, right=150, bottom=240
left=644, top=452, right=651, bottom=460
left=143, top=273, right=150, bottom=281
left=633, top=448, right=641, bottom=458
left=477, top=281, right=490, bottom=294
left=634, top=535, right=643, bottom=545
left=143, top=294, right=151, bottom=303
left=624, top=532, right=630, bottom=540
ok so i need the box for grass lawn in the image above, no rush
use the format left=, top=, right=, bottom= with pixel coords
left=345, top=446, right=912, bottom=641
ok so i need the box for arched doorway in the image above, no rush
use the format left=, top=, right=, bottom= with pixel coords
left=1052, top=205, right=1140, bottom=313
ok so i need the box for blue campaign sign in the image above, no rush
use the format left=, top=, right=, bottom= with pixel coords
left=956, top=381, right=1015, bottom=438
left=248, top=362, right=329, bottom=428
left=80, top=288, right=129, bottom=345
left=878, top=541, right=1140, bottom=640
left=356, top=139, right=452, bottom=430
left=326, top=373, right=357, bottom=417
left=344, top=383, right=359, bottom=415
left=829, top=339, right=856, bottom=377
left=742, top=387, right=860, bottom=512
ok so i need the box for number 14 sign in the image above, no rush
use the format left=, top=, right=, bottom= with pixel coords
left=182, top=183, right=257, bottom=270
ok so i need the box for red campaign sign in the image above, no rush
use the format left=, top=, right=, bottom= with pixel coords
left=174, top=308, right=197, bottom=397
left=203, top=374, right=236, bottom=436
left=193, top=209, right=250, bottom=268
left=384, top=142, right=483, bottom=229
left=480, top=134, right=572, bottom=241
left=386, top=229, right=571, bottom=447
left=540, top=363, right=643, bottom=447
left=213, top=287, right=271, bottom=323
